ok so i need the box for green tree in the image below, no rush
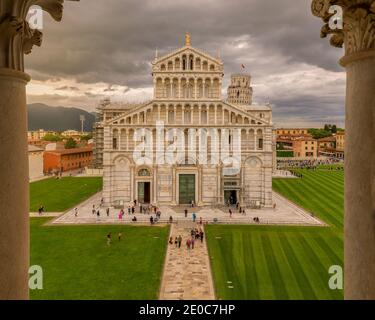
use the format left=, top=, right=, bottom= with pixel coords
left=80, top=134, right=93, bottom=141
left=43, top=134, right=62, bottom=142
left=65, top=138, right=77, bottom=149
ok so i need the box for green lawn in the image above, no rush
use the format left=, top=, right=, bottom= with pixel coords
left=30, top=177, right=102, bottom=212
left=206, top=169, right=344, bottom=300
left=30, top=218, right=169, bottom=300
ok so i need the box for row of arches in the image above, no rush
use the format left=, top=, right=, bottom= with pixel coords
left=154, top=77, right=221, bottom=99
left=112, top=104, right=265, bottom=126
left=111, top=128, right=266, bottom=154
left=159, top=54, right=218, bottom=72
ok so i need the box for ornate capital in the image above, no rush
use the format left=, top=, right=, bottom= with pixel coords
left=311, top=0, right=375, bottom=57
left=0, top=0, right=79, bottom=71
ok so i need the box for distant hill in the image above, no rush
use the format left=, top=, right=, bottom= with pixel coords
left=28, top=103, right=96, bottom=132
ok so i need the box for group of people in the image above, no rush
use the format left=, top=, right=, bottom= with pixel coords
left=91, top=204, right=110, bottom=218
left=106, top=232, right=123, bottom=246
left=168, top=228, right=205, bottom=250
left=278, top=158, right=343, bottom=170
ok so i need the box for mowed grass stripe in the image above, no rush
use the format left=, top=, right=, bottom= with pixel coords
left=260, top=234, right=288, bottom=299
left=252, top=232, right=275, bottom=299
left=295, top=233, right=336, bottom=299
left=279, top=233, right=317, bottom=300
left=271, top=234, right=304, bottom=299
left=273, top=177, right=342, bottom=228
left=246, top=232, right=260, bottom=300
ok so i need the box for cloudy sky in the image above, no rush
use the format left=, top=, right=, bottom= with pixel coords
left=25, top=0, right=346, bottom=127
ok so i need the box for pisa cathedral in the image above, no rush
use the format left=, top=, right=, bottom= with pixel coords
left=94, top=34, right=274, bottom=208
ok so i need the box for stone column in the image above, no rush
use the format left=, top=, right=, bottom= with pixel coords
left=312, top=0, right=375, bottom=300
left=0, top=0, right=79, bottom=300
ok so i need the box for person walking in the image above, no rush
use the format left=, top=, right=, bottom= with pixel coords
left=191, top=237, right=195, bottom=249
left=107, top=232, right=112, bottom=246
left=192, top=212, right=196, bottom=223
left=186, top=238, right=191, bottom=250
left=184, top=208, right=188, bottom=218
left=118, top=232, right=122, bottom=241
left=92, top=205, right=96, bottom=215
left=174, top=237, right=178, bottom=247
left=106, top=207, right=110, bottom=217
left=200, top=230, right=204, bottom=243
left=178, top=235, right=182, bottom=248
left=97, top=209, right=100, bottom=218
left=229, top=209, right=232, bottom=218
left=74, top=208, right=78, bottom=217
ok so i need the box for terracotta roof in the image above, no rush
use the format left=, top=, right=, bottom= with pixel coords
left=44, top=146, right=92, bottom=155
left=318, top=136, right=336, bottom=142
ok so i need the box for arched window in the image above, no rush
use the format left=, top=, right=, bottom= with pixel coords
left=138, top=168, right=151, bottom=176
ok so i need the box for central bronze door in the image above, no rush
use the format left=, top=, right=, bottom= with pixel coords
left=179, top=174, right=195, bottom=204
left=138, top=182, right=151, bottom=203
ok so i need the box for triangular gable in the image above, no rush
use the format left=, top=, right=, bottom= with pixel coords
left=153, top=46, right=222, bottom=66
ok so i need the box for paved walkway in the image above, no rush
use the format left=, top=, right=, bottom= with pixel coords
left=51, top=192, right=325, bottom=226
left=159, top=222, right=215, bottom=300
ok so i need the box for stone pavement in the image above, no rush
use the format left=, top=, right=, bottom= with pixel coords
left=29, top=212, right=61, bottom=217
left=50, top=191, right=325, bottom=226
left=159, top=222, right=215, bottom=300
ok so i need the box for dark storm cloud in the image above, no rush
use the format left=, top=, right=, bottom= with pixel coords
left=25, top=0, right=346, bottom=125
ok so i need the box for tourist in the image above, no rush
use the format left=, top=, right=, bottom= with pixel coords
left=184, top=208, right=188, bottom=218
left=200, top=230, right=204, bottom=243
left=191, top=200, right=195, bottom=208
left=74, top=208, right=78, bottom=217
left=192, top=212, right=197, bottom=223
left=150, top=216, right=154, bottom=225
left=96, top=210, right=100, bottom=218
left=118, top=232, right=122, bottom=241
left=118, top=212, right=123, bottom=220
left=191, top=229, right=195, bottom=238
left=131, top=206, right=135, bottom=214
left=107, top=232, right=112, bottom=246
left=128, top=206, right=131, bottom=215
left=229, top=209, right=232, bottom=218
left=174, top=237, right=178, bottom=247
left=38, top=205, right=44, bottom=215
left=243, top=209, right=246, bottom=216
left=169, top=237, right=173, bottom=245
left=191, top=237, right=195, bottom=249
left=186, top=238, right=191, bottom=250
left=140, top=204, right=143, bottom=213
left=106, top=207, right=110, bottom=217
left=199, top=217, right=203, bottom=225
left=132, top=216, right=137, bottom=222
left=134, top=199, right=137, bottom=206
left=92, top=205, right=96, bottom=215
left=169, top=216, right=173, bottom=224
left=100, top=198, right=104, bottom=207
left=178, top=235, right=182, bottom=248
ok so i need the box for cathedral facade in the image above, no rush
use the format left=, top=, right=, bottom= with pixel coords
left=95, top=34, right=274, bottom=208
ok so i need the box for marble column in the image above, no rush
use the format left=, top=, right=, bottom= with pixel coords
left=0, top=0, right=79, bottom=300
left=312, top=0, right=375, bottom=300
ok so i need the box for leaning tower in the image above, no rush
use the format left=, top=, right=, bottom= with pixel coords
left=227, top=74, right=253, bottom=105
